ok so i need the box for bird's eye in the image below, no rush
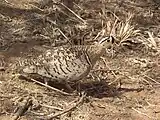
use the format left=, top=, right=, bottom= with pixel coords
left=107, top=39, right=111, bottom=42
left=99, top=36, right=115, bottom=44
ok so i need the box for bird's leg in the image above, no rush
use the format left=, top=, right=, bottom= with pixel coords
left=44, top=78, right=49, bottom=85
left=64, top=80, right=74, bottom=92
left=77, top=81, right=81, bottom=93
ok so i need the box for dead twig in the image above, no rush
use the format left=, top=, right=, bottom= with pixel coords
left=38, top=92, right=86, bottom=119
left=28, top=77, right=73, bottom=96
left=27, top=3, right=44, bottom=12
left=12, top=97, right=32, bottom=120
left=146, top=31, right=158, bottom=50
left=30, top=111, right=45, bottom=116
left=143, top=74, right=160, bottom=85
left=19, top=74, right=72, bottom=96
left=132, top=107, right=156, bottom=119
left=60, top=3, right=86, bottom=24
left=40, top=104, right=63, bottom=111
left=56, top=28, right=72, bottom=45
left=100, top=57, right=119, bottom=85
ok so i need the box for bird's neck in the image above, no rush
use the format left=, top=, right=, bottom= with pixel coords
left=85, top=44, right=105, bottom=66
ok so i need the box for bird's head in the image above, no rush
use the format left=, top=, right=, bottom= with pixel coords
left=98, top=36, right=115, bottom=48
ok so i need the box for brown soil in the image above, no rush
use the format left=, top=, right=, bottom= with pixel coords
left=0, top=0, right=160, bottom=120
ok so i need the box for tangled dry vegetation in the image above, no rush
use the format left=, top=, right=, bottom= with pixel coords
left=0, top=0, right=160, bottom=120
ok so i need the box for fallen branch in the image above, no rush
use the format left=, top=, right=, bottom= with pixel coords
left=28, top=77, right=73, bottom=96
left=12, top=97, right=32, bottom=120
left=37, top=92, right=86, bottom=120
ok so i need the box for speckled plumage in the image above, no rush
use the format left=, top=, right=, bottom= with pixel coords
left=11, top=36, right=114, bottom=84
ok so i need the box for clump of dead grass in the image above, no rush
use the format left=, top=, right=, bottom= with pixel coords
left=145, top=31, right=160, bottom=51
left=105, top=13, right=141, bottom=44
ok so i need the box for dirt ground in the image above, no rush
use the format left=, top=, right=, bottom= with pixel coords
left=0, top=0, right=160, bottom=120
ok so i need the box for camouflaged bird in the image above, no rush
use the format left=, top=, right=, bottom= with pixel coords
left=10, top=36, right=114, bottom=88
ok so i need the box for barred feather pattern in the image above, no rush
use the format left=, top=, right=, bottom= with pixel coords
left=10, top=36, right=113, bottom=82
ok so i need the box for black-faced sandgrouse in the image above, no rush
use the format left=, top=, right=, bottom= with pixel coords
left=10, top=36, right=114, bottom=90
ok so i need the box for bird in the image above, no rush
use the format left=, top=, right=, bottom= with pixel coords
left=9, top=36, right=114, bottom=90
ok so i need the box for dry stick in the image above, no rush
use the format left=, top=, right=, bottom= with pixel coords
left=73, top=2, right=83, bottom=10
left=132, top=107, right=156, bottom=119
left=39, top=92, right=86, bottom=120
left=93, top=29, right=106, bottom=41
left=30, top=111, right=45, bottom=116
left=40, top=104, right=63, bottom=111
left=56, top=28, right=72, bottom=45
left=28, top=77, right=72, bottom=96
left=110, top=18, right=119, bottom=36
left=12, top=27, right=25, bottom=33
left=106, top=10, right=120, bottom=21
left=27, top=3, right=72, bottom=45
left=39, top=34, right=51, bottom=40
left=101, top=57, right=119, bottom=85
left=141, top=78, right=153, bottom=87
left=45, top=16, right=57, bottom=26
left=143, top=74, right=160, bottom=85
left=93, top=31, right=102, bottom=41
left=60, top=3, right=86, bottom=24
left=42, top=18, right=72, bottom=45
left=27, top=3, right=44, bottom=12
left=12, top=97, right=32, bottom=120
